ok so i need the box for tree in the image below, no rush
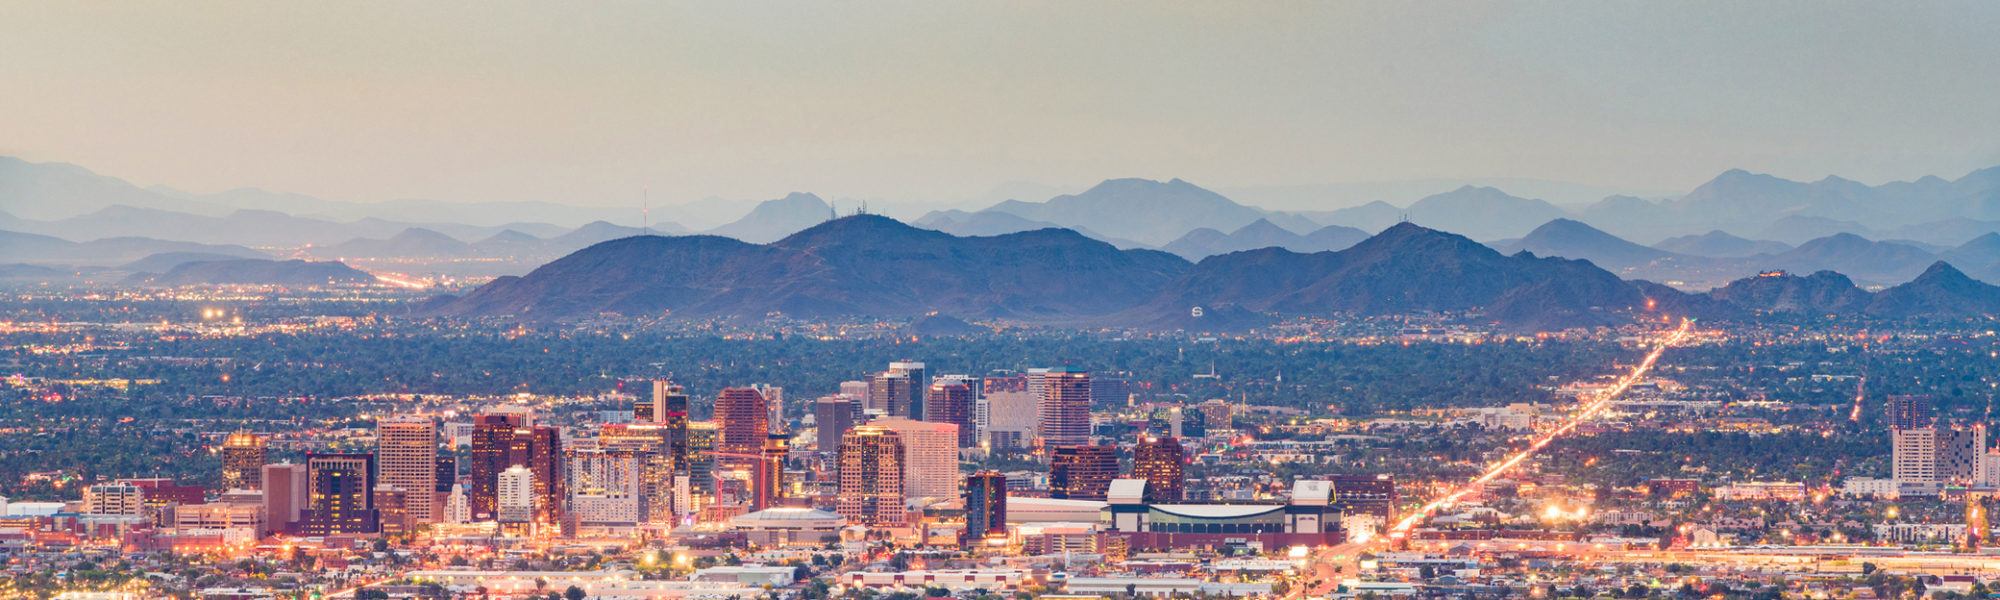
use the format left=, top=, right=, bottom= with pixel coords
left=566, top=585, right=588, bottom=600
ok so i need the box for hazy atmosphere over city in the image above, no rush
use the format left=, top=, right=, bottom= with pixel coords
left=6, top=2, right=1999, bottom=213
left=8, top=3, right=2000, bottom=600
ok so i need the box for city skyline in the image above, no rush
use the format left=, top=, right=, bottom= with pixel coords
left=11, top=5, right=2000, bottom=598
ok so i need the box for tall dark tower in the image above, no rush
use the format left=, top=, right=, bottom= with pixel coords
left=523, top=425, right=563, bottom=526
left=964, top=470, right=1008, bottom=546
left=814, top=395, right=858, bottom=455
left=1131, top=435, right=1186, bottom=503
left=872, top=361, right=929, bottom=419
left=661, top=384, right=691, bottom=472
left=926, top=378, right=977, bottom=447
left=300, top=452, right=378, bottom=535
left=469, top=411, right=527, bottom=519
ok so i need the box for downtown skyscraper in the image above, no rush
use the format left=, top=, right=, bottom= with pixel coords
left=837, top=425, right=907, bottom=527
left=716, top=386, right=771, bottom=456
left=220, top=431, right=267, bottom=491
left=871, top=360, right=928, bottom=419
left=1130, top=435, right=1186, bottom=503
left=963, top=470, right=1007, bottom=546
left=377, top=417, right=439, bottom=523
left=1037, top=367, right=1092, bottom=448
left=300, top=453, right=378, bottom=535
left=926, top=377, right=977, bottom=448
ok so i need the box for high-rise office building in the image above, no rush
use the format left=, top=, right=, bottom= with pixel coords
left=1049, top=444, right=1118, bottom=501
left=1037, top=367, right=1093, bottom=448
left=814, top=395, right=858, bottom=455
left=516, top=425, right=563, bottom=526
left=837, top=426, right=907, bottom=527
left=926, top=378, right=977, bottom=448
left=1131, top=435, right=1186, bottom=503
left=220, top=431, right=267, bottom=491
left=497, top=465, right=536, bottom=524
left=377, top=417, right=439, bottom=523
left=261, top=463, right=308, bottom=532
left=599, top=423, right=675, bottom=524
left=754, top=434, right=789, bottom=511
left=469, top=410, right=529, bottom=519
left=716, top=387, right=771, bottom=456
left=653, top=383, right=692, bottom=471
left=872, top=361, right=929, bottom=419
left=872, top=417, right=960, bottom=501
left=686, top=422, right=719, bottom=504
left=1888, top=395, right=1936, bottom=430
left=301, top=453, right=378, bottom=535
left=567, top=446, right=642, bottom=527
left=964, top=470, right=1007, bottom=546
left=1895, top=423, right=1987, bottom=484
left=435, top=453, right=457, bottom=493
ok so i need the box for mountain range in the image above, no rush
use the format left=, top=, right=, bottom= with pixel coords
left=13, top=154, right=2000, bottom=290
left=1481, top=218, right=2000, bottom=289
left=425, top=215, right=1188, bottom=321
left=430, top=215, right=1650, bottom=329
left=424, top=214, right=2000, bottom=330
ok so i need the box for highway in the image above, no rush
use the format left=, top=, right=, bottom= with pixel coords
left=1293, top=319, right=1696, bottom=599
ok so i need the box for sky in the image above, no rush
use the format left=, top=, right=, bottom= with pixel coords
left=2, top=1, right=1998, bottom=211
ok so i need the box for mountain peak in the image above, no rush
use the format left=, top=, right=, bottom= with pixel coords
left=773, top=214, right=939, bottom=247
left=391, top=227, right=460, bottom=243
left=1231, top=218, right=1288, bottom=236
left=1527, top=217, right=1594, bottom=233
left=1912, top=260, right=1973, bottom=283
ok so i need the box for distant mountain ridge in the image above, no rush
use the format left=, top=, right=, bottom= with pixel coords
left=427, top=216, right=1667, bottom=331
left=705, top=192, right=838, bottom=244
left=973, top=178, right=1321, bottom=247
left=1160, top=219, right=1369, bottom=260
left=1653, top=231, right=1793, bottom=258
left=1132, top=222, right=1650, bottom=330
left=0, top=229, right=266, bottom=266
left=427, top=215, right=2000, bottom=330
left=137, top=259, right=378, bottom=287
left=428, top=215, right=1190, bottom=321
left=1664, top=262, right=2000, bottom=320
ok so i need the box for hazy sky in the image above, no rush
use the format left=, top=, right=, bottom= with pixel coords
left=3, top=2, right=1997, bottom=209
